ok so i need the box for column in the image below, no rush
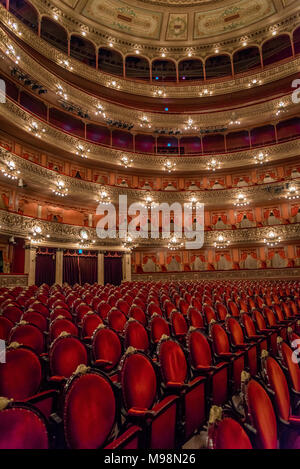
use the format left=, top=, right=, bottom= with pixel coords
left=123, top=252, right=132, bottom=282
left=98, top=251, right=104, bottom=285
left=37, top=205, right=42, bottom=218
left=55, top=249, right=63, bottom=286
left=24, top=246, right=37, bottom=286
left=88, top=213, right=93, bottom=227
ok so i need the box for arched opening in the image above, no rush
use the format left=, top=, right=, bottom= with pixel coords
left=262, top=34, right=293, bottom=67
left=125, top=56, right=150, bottom=81
left=233, top=47, right=261, bottom=75
left=135, top=134, right=155, bottom=153
left=226, top=131, right=250, bottom=151
left=40, top=17, right=68, bottom=54
left=98, top=48, right=123, bottom=76
left=180, top=137, right=202, bottom=154
left=293, top=26, right=300, bottom=56
left=9, top=0, right=38, bottom=32
left=86, top=124, right=110, bottom=145
left=250, top=125, right=276, bottom=147
left=178, top=59, right=204, bottom=81
left=276, top=117, right=300, bottom=142
left=20, top=91, right=47, bottom=119
left=202, top=134, right=225, bottom=153
left=70, top=35, right=96, bottom=68
left=152, top=60, right=177, bottom=82
left=205, top=55, right=232, bottom=80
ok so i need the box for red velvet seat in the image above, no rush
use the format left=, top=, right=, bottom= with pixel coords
left=50, top=308, right=73, bottom=321
left=2, top=304, right=23, bottom=323
left=226, top=317, right=258, bottom=376
left=49, top=335, right=88, bottom=381
left=0, top=316, right=13, bottom=340
left=279, top=341, right=300, bottom=394
left=97, top=301, right=111, bottom=319
left=80, top=312, right=102, bottom=340
left=215, top=302, right=228, bottom=321
left=124, top=319, right=149, bottom=352
left=208, top=409, right=252, bottom=449
left=63, top=369, right=140, bottom=449
left=129, top=305, right=147, bottom=326
left=158, top=337, right=206, bottom=441
left=107, top=308, right=127, bottom=333
left=147, top=302, right=163, bottom=317
left=187, top=307, right=204, bottom=329
left=9, top=323, right=45, bottom=355
left=29, top=302, right=49, bottom=318
left=227, top=301, right=240, bottom=317
left=0, top=346, right=56, bottom=417
left=263, top=306, right=288, bottom=340
left=252, top=309, right=278, bottom=355
left=92, top=326, right=122, bottom=373
left=210, top=323, right=245, bottom=393
left=170, top=311, right=188, bottom=340
left=149, top=315, right=170, bottom=345
left=244, top=378, right=278, bottom=449
left=0, top=403, right=49, bottom=449
left=115, top=299, right=130, bottom=316
left=240, top=312, right=268, bottom=352
left=49, top=318, right=78, bottom=342
left=203, top=305, right=217, bottom=325
left=187, top=329, right=229, bottom=406
left=21, top=311, right=48, bottom=332
left=120, top=350, right=178, bottom=448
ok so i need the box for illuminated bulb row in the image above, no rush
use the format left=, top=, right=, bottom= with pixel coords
left=206, top=159, right=221, bottom=171
left=213, top=235, right=230, bottom=249
left=234, top=194, right=249, bottom=206
left=120, top=155, right=133, bottom=168
left=254, top=152, right=268, bottom=164
left=52, top=181, right=68, bottom=197
left=164, top=160, right=176, bottom=173
left=76, top=145, right=90, bottom=159
left=5, top=44, right=20, bottom=64
left=28, top=122, right=46, bottom=138
left=7, top=20, right=22, bottom=36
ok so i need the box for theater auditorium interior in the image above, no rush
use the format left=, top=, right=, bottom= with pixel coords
left=0, top=0, right=300, bottom=452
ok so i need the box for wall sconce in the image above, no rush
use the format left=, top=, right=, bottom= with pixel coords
left=52, top=180, right=68, bottom=197
left=214, top=234, right=230, bottom=249
left=206, top=159, right=221, bottom=171
left=264, top=230, right=281, bottom=247
left=164, top=160, right=176, bottom=173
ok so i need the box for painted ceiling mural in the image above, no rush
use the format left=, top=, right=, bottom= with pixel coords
left=82, top=0, right=163, bottom=40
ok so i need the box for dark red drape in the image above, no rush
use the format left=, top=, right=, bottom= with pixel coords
left=11, top=238, right=25, bottom=273
left=63, top=255, right=80, bottom=286
left=79, top=256, right=97, bottom=285
left=104, top=256, right=123, bottom=286
left=35, top=253, right=55, bottom=286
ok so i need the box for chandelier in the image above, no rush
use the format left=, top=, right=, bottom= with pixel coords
left=168, top=235, right=184, bottom=251
left=122, top=233, right=137, bottom=251
left=206, top=159, right=221, bottom=171
left=76, top=144, right=90, bottom=159
left=52, top=180, right=68, bottom=197
left=264, top=230, right=281, bottom=247
left=28, top=121, right=46, bottom=138
left=28, top=226, right=49, bottom=244
left=254, top=151, right=268, bottom=165
left=1, top=160, right=20, bottom=180
left=5, top=44, right=20, bottom=64
left=120, top=155, right=133, bottom=168
left=286, top=185, right=299, bottom=200
left=234, top=193, right=249, bottom=207
left=187, top=193, right=198, bottom=209
left=97, top=187, right=111, bottom=205
left=213, top=234, right=230, bottom=249
left=142, top=192, right=154, bottom=209
left=164, top=160, right=176, bottom=173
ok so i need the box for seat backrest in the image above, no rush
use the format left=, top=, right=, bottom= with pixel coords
left=273, top=304, right=285, bottom=322
left=121, top=352, right=156, bottom=412
left=188, top=330, right=212, bottom=368
left=97, top=301, right=111, bottom=319
left=0, top=404, right=48, bottom=449
left=253, top=310, right=267, bottom=330
left=187, top=307, right=204, bottom=329
left=49, top=336, right=87, bottom=378
left=21, top=311, right=48, bottom=332
left=0, top=316, right=13, bottom=341
left=64, top=371, right=116, bottom=449
left=29, top=302, right=49, bottom=318
left=171, top=311, right=188, bottom=336
left=281, top=342, right=300, bottom=392
left=227, top=301, right=239, bottom=317
left=213, top=417, right=252, bottom=449
left=203, top=305, right=216, bottom=324
left=246, top=379, right=277, bottom=449
left=115, top=299, right=130, bottom=316
left=0, top=347, right=41, bottom=400
left=215, top=303, right=228, bottom=321
left=128, top=305, right=147, bottom=326
left=124, top=320, right=149, bottom=352
left=158, top=339, right=187, bottom=385
left=49, top=318, right=78, bottom=342
left=150, top=315, right=170, bottom=344
left=92, top=327, right=122, bottom=371
left=107, top=308, right=127, bottom=332
left=81, top=313, right=102, bottom=339
left=147, top=302, right=163, bottom=317
left=2, top=305, right=23, bottom=323
left=241, top=313, right=256, bottom=337
left=265, top=356, right=290, bottom=422
left=226, top=317, right=245, bottom=345
left=211, top=323, right=230, bottom=354
left=9, top=323, right=44, bottom=355
left=263, top=307, right=276, bottom=327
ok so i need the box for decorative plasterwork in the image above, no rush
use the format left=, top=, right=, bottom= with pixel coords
left=0, top=274, right=28, bottom=287
left=2, top=146, right=300, bottom=208
left=0, top=33, right=298, bottom=130
left=2, top=99, right=300, bottom=173
left=1, top=9, right=300, bottom=99
left=132, top=267, right=300, bottom=281
left=0, top=209, right=299, bottom=247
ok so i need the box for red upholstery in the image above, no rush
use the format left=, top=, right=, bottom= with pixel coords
left=147, top=302, right=163, bottom=317
left=9, top=324, right=44, bottom=355
left=80, top=313, right=102, bottom=339
left=50, top=308, right=72, bottom=321
left=203, top=305, right=217, bottom=324
left=280, top=342, right=300, bottom=392
left=187, top=307, right=204, bottom=329
left=49, top=336, right=88, bottom=379
left=0, top=405, right=48, bottom=449
left=49, top=318, right=78, bottom=342
left=21, top=311, right=48, bottom=332
left=171, top=311, right=188, bottom=338
left=213, top=417, right=252, bottom=449
left=97, top=301, right=111, bottom=319
left=64, top=372, right=116, bottom=449
left=265, top=356, right=290, bottom=422
left=2, top=305, right=23, bottom=323
left=92, top=327, right=122, bottom=371
left=129, top=305, right=147, bottom=326
left=124, top=320, right=149, bottom=352
left=115, top=299, right=130, bottom=316
left=29, top=302, right=49, bottom=318
left=150, top=315, right=170, bottom=344
left=246, top=379, right=278, bottom=449
left=226, top=317, right=258, bottom=376
left=107, top=308, right=127, bottom=332
left=0, top=316, right=13, bottom=340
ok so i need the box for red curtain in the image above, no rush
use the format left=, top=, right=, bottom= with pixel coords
left=78, top=256, right=97, bottom=285
left=104, top=256, right=123, bottom=286
left=35, top=253, right=55, bottom=286
left=63, top=255, right=80, bottom=286
left=11, top=238, right=25, bottom=273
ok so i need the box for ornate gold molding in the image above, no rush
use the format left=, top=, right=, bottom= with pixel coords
left=0, top=274, right=28, bottom=287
